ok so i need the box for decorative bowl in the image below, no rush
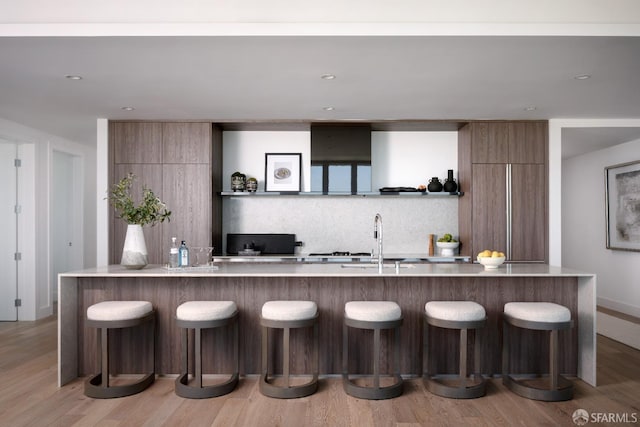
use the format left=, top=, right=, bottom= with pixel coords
left=436, top=241, right=459, bottom=256
left=477, top=256, right=506, bottom=269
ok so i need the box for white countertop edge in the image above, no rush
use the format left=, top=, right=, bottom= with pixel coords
left=60, top=264, right=596, bottom=278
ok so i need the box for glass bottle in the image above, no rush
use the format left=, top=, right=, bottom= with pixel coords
left=179, top=240, right=189, bottom=267
left=169, top=237, right=179, bottom=268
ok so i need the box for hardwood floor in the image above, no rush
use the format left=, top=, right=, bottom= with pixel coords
left=1, top=315, right=638, bottom=427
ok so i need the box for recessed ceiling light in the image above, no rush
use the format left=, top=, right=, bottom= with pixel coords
left=524, top=106, right=537, bottom=111
left=121, top=106, right=135, bottom=111
left=323, top=106, right=335, bottom=111
left=65, top=75, right=83, bottom=80
left=574, top=74, right=591, bottom=80
left=320, top=74, right=336, bottom=80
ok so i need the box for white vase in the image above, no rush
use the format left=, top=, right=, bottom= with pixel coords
left=121, top=224, right=148, bottom=269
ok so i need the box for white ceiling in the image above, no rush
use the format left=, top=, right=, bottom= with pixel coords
left=1, top=35, right=640, bottom=156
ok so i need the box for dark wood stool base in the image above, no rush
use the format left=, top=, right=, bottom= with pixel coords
left=343, top=317, right=404, bottom=400
left=502, top=313, right=574, bottom=402
left=423, top=315, right=487, bottom=399
left=260, top=315, right=319, bottom=399
left=174, top=311, right=239, bottom=399
left=84, top=311, right=155, bottom=399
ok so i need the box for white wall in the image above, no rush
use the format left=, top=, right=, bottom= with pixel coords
left=563, top=138, right=640, bottom=318
left=372, top=131, right=458, bottom=189
left=222, top=131, right=312, bottom=192
left=222, top=130, right=459, bottom=254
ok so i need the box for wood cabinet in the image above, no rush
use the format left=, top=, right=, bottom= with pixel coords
left=470, top=121, right=546, bottom=164
left=109, top=122, right=222, bottom=265
left=459, top=121, right=548, bottom=262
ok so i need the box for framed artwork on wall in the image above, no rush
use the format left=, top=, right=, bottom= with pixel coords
left=265, top=153, right=302, bottom=192
left=605, top=159, right=640, bottom=251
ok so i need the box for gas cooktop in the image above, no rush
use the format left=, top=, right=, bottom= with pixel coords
left=308, top=251, right=372, bottom=257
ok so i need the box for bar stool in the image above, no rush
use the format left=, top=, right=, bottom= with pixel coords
left=84, top=301, right=155, bottom=399
left=423, top=301, right=487, bottom=399
left=343, top=301, right=403, bottom=400
left=260, top=300, right=319, bottom=399
left=502, top=302, right=574, bottom=401
left=175, top=301, right=239, bottom=399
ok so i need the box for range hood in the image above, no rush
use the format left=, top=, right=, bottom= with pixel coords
left=310, top=123, right=372, bottom=193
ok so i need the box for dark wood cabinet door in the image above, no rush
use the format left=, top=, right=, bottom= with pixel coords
left=111, top=122, right=162, bottom=164
left=472, top=164, right=508, bottom=256
left=510, top=164, right=546, bottom=261
left=162, top=123, right=212, bottom=164
left=470, top=122, right=509, bottom=164
left=162, top=164, right=212, bottom=250
left=508, top=122, right=547, bottom=164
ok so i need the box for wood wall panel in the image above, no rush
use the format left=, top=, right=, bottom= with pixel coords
left=77, top=276, right=578, bottom=378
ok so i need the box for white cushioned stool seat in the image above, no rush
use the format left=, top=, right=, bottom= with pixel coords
left=262, top=300, right=317, bottom=321
left=345, top=301, right=401, bottom=322
left=176, top=301, right=237, bottom=321
left=87, top=301, right=153, bottom=321
left=425, top=301, right=486, bottom=322
left=504, top=302, right=570, bottom=323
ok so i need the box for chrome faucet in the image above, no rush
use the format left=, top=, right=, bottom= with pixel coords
left=374, top=213, right=383, bottom=273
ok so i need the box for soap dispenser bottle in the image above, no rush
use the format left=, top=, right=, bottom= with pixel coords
left=179, top=240, right=189, bottom=267
left=169, top=237, right=179, bottom=268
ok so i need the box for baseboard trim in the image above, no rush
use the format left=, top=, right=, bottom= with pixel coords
left=597, top=307, right=640, bottom=350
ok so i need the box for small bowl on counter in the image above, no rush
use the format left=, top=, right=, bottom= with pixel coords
left=436, top=241, right=459, bottom=256
left=477, top=256, right=506, bottom=269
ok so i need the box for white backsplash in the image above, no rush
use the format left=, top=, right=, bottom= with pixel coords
left=222, top=196, right=459, bottom=255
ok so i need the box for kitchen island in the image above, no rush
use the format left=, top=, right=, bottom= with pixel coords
left=58, top=263, right=596, bottom=387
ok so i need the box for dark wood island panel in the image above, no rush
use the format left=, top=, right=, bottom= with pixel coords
left=75, top=275, right=578, bottom=379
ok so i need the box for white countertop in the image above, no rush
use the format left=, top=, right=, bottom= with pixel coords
left=60, top=263, right=595, bottom=278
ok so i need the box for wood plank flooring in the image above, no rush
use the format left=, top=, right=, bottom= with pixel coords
left=1, top=315, right=639, bottom=427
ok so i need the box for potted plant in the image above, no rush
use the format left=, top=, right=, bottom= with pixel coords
left=108, top=173, right=171, bottom=269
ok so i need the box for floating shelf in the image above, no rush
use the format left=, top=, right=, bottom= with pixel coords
left=220, top=191, right=464, bottom=197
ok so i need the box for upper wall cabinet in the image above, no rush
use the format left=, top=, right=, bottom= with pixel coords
left=470, top=122, right=546, bottom=164
left=112, top=122, right=163, bottom=164
left=163, top=123, right=212, bottom=164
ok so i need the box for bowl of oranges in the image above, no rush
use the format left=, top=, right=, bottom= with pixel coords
left=477, top=250, right=506, bottom=269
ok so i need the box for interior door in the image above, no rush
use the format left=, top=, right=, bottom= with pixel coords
left=0, top=141, right=17, bottom=321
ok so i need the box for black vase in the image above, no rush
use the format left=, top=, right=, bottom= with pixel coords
left=427, top=177, right=443, bottom=192
left=443, top=169, right=458, bottom=192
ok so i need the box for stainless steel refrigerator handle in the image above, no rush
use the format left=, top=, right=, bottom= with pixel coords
left=506, top=164, right=512, bottom=260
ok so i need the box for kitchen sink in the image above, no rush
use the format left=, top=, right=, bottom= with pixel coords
left=341, top=263, right=415, bottom=269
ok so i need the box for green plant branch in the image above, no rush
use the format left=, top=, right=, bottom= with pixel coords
left=108, top=173, right=171, bottom=226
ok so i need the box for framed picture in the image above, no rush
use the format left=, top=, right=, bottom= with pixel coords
left=605, top=160, right=640, bottom=251
left=265, top=153, right=302, bottom=192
